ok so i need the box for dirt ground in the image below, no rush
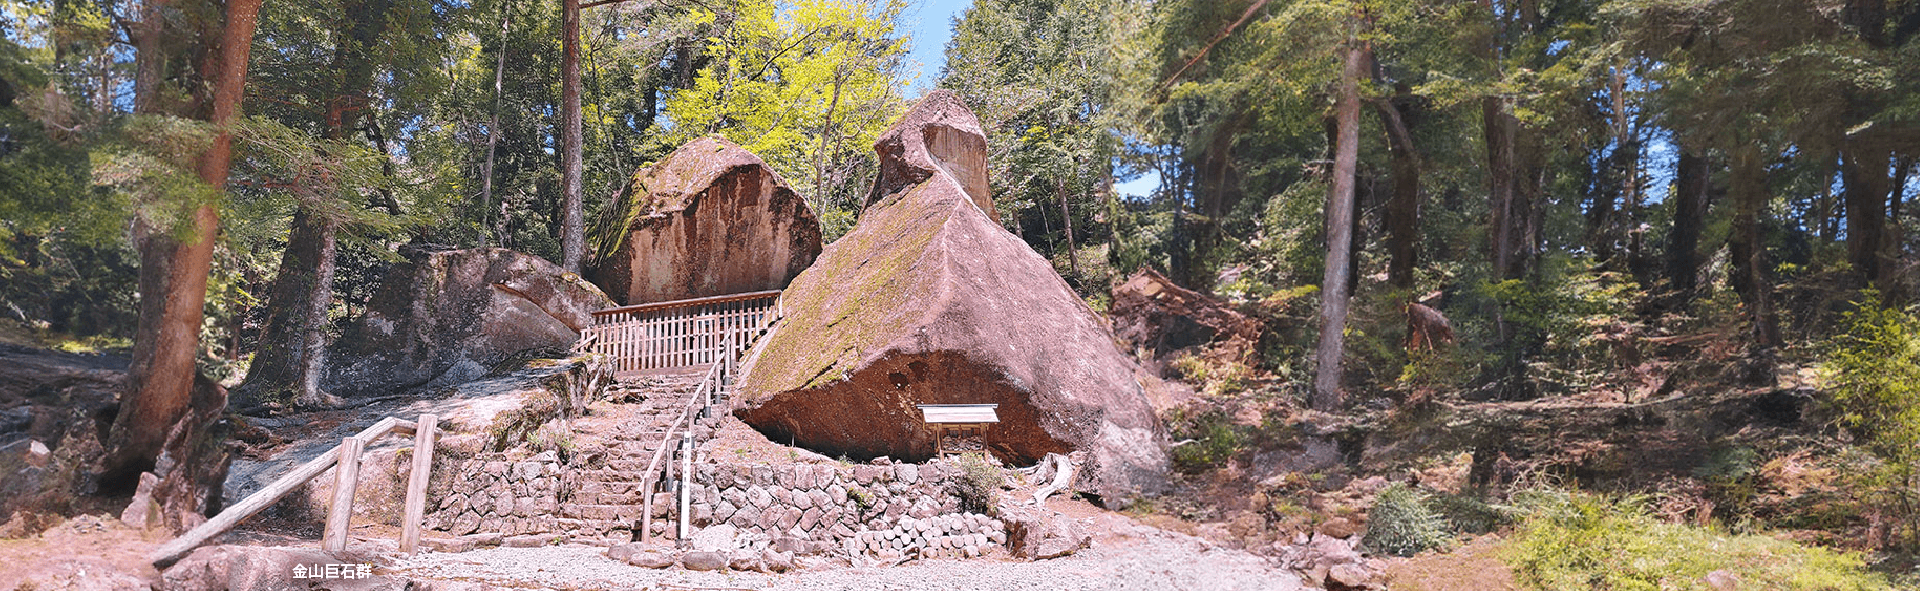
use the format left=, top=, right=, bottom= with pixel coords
left=1382, top=535, right=1519, bottom=591
left=0, top=514, right=163, bottom=590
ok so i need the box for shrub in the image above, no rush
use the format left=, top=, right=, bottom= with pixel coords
left=1824, top=294, right=1920, bottom=547
left=1167, top=410, right=1246, bottom=473
left=1506, top=488, right=1891, bottom=591
left=1362, top=483, right=1453, bottom=557
left=1430, top=491, right=1514, bottom=535
left=949, top=454, right=1005, bottom=515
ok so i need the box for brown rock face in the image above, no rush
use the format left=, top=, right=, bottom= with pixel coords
left=865, top=91, right=995, bottom=222
left=1109, top=268, right=1262, bottom=370
left=735, top=90, right=1168, bottom=504
left=323, top=246, right=613, bottom=397
left=589, top=136, right=822, bottom=305
left=0, top=345, right=122, bottom=522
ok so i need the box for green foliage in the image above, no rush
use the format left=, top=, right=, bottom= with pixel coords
left=943, top=0, right=1129, bottom=287
left=660, top=0, right=910, bottom=239
left=1169, top=352, right=1251, bottom=395
left=1167, top=409, right=1247, bottom=473
left=848, top=485, right=876, bottom=511
left=1826, top=296, right=1920, bottom=464
left=1506, top=488, right=1891, bottom=591
left=1823, top=294, right=1920, bottom=547
left=1429, top=491, right=1515, bottom=535
left=949, top=454, right=1006, bottom=515
left=1361, top=483, right=1454, bottom=557
left=1693, top=447, right=1763, bottom=522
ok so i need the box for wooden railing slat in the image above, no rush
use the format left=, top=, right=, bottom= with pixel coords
left=150, top=417, right=415, bottom=566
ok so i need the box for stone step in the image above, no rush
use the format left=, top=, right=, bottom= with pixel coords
left=568, top=490, right=657, bottom=505
left=570, top=469, right=664, bottom=482
left=560, top=500, right=671, bottom=521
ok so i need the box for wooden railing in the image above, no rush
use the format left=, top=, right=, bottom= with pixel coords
left=638, top=304, right=780, bottom=545
left=584, top=290, right=780, bottom=377
left=151, top=413, right=441, bottom=567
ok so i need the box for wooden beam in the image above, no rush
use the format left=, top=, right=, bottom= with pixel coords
left=149, top=417, right=413, bottom=567
left=399, top=413, right=438, bottom=555
left=323, top=436, right=365, bottom=552
left=590, top=290, right=781, bottom=318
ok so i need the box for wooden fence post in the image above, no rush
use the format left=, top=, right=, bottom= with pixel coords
left=399, top=413, right=438, bottom=554
left=323, top=436, right=364, bottom=552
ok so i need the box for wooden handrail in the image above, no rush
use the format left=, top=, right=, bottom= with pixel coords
left=591, top=290, right=782, bottom=318
left=151, top=416, right=420, bottom=567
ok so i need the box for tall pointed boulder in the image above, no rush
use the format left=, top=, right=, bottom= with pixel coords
left=734, top=91, right=1168, bottom=505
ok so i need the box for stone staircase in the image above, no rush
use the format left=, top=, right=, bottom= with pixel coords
left=559, top=371, right=714, bottom=543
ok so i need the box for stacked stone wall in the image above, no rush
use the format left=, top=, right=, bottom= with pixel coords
left=423, top=451, right=564, bottom=536
left=420, top=452, right=1009, bottom=559
left=679, top=458, right=1005, bottom=557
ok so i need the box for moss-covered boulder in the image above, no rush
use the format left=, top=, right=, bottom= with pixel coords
left=322, top=246, right=611, bottom=398
left=734, top=90, right=1168, bottom=505
left=588, top=136, right=821, bottom=305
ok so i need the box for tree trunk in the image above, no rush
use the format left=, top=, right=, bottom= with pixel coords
left=237, top=210, right=331, bottom=409
left=104, top=0, right=260, bottom=488
left=1058, top=170, right=1083, bottom=281
left=299, top=218, right=339, bottom=404
left=1666, top=148, right=1711, bottom=298
left=813, top=69, right=845, bottom=214
left=1484, top=98, right=1520, bottom=281
left=1312, top=41, right=1364, bottom=410
left=1375, top=85, right=1420, bottom=291
left=1816, top=150, right=1839, bottom=243
left=236, top=0, right=390, bottom=410
left=1589, top=67, right=1637, bottom=263
left=1727, top=146, right=1780, bottom=348
left=559, top=0, right=585, bottom=272
left=1841, top=143, right=1891, bottom=289
left=481, top=3, right=510, bottom=246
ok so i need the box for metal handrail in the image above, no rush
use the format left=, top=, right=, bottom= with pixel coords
left=637, top=306, right=781, bottom=544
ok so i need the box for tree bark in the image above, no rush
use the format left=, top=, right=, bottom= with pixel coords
left=1375, top=84, right=1420, bottom=291
left=559, top=0, right=586, bottom=272
left=104, top=0, right=260, bottom=486
left=1058, top=170, right=1083, bottom=281
left=1666, top=148, right=1711, bottom=298
left=1484, top=98, right=1520, bottom=281
left=1312, top=41, right=1364, bottom=410
left=813, top=68, right=845, bottom=214
left=1841, top=143, right=1891, bottom=289
left=1589, top=67, right=1637, bottom=263
left=481, top=3, right=511, bottom=246
left=1727, top=146, right=1780, bottom=348
left=298, top=217, right=339, bottom=405
left=237, top=0, right=391, bottom=410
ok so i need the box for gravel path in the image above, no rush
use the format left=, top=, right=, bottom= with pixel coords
left=392, top=525, right=1303, bottom=591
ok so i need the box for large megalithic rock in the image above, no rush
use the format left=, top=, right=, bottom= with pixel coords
left=734, top=90, right=1169, bottom=505
left=589, top=136, right=822, bottom=305
left=323, top=246, right=613, bottom=397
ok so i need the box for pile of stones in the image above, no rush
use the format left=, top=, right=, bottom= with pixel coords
left=851, top=512, right=1005, bottom=560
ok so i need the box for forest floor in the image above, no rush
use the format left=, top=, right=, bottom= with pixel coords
left=1378, top=536, right=1517, bottom=591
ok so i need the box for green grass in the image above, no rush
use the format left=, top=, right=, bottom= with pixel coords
left=1505, top=488, right=1891, bottom=591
